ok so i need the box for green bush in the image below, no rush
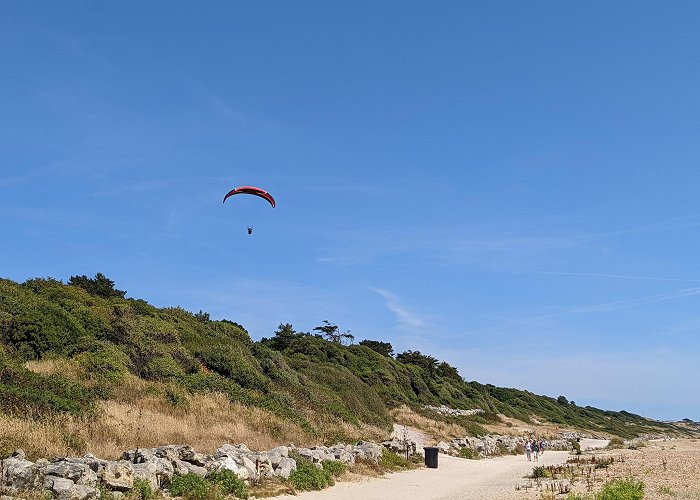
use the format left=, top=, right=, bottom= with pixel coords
left=531, top=466, right=547, bottom=478
left=75, top=342, right=129, bottom=383
left=289, top=458, right=334, bottom=491
left=378, top=450, right=412, bottom=470
left=142, top=355, right=185, bottom=381
left=127, top=478, right=155, bottom=500
left=565, top=493, right=591, bottom=500
left=322, top=459, right=346, bottom=477
left=0, top=364, right=97, bottom=417
left=596, top=479, right=644, bottom=500
left=207, top=469, right=248, bottom=499
left=169, top=473, right=218, bottom=500
left=98, top=485, right=117, bottom=500
left=458, top=447, right=479, bottom=459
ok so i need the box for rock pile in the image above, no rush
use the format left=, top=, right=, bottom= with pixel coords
left=0, top=441, right=385, bottom=499
left=423, top=404, right=485, bottom=417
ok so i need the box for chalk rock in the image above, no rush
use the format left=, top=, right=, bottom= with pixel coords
left=274, top=457, right=297, bottom=479
left=0, top=456, right=43, bottom=490
left=208, top=456, right=250, bottom=480
left=352, top=442, right=383, bottom=462
left=43, top=475, right=99, bottom=500
left=43, top=459, right=98, bottom=486
left=100, top=461, right=134, bottom=491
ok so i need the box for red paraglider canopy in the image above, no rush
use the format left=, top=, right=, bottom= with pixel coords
left=222, top=186, right=276, bottom=208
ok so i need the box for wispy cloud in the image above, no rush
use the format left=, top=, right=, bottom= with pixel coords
left=370, top=287, right=431, bottom=331
left=316, top=211, right=700, bottom=271
left=463, top=287, right=700, bottom=336
left=448, top=236, right=580, bottom=254
left=524, top=271, right=700, bottom=283
left=0, top=158, right=94, bottom=187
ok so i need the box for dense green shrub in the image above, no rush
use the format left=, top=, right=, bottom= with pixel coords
left=169, top=473, right=218, bottom=500
left=378, top=450, right=411, bottom=470
left=596, top=479, right=644, bottom=500
left=207, top=469, right=249, bottom=498
left=458, top=446, right=479, bottom=459
left=127, top=478, right=155, bottom=500
left=75, top=342, right=129, bottom=383
left=288, top=458, right=335, bottom=491
left=321, top=459, right=346, bottom=477
left=531, top=466, right=548, bottom=478
left=0, top=364, right=96, bottom=416
left=142, top=355, right=185, bottom=381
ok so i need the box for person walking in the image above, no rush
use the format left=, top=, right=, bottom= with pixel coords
left=533, top=440, right=540, bottom=462
left=539, top=440, right=546, bottom=456
left=525, top=440, right=532, bottom=461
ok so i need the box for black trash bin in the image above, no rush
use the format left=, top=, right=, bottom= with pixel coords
left=424, top=447, right=439, bottom=468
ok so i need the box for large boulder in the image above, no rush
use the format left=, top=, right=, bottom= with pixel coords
left=42, top=460, right=98, bottom=486
left=266, top=446, right=289, bottom=468
left=99, top=461, right=134, bottom=492
left=0, top=454, right=44, bottom=490
left=208, top=456, right=250, bottom=480
left=179, top=446, right=209, bottom=467
left=43, top=475, right=99, bottom=500
left=274, top=457, right=297, bottom=479
left=352, top=442, right=383, bottom=462
left=132, top=462, right=159, bottom=491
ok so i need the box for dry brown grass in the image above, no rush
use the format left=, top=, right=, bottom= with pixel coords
left=1, top=370, right=391, bottom=461
left=484, top=413, right=577, bottom=439
left=24, top=358, right=83, bottom=379
left=389, top=406, right=468, bottom=441
left=2, top=369, right=318, bottom=459
left=1, top=393, right=313, bottom=460
left=0, top=487, right=49, bottom=500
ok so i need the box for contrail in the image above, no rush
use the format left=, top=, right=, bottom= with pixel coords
left=525, top=271, right=700, bottom=283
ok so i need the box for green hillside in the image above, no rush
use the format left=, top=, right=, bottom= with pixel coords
left=0, top=275, right=687, bottom=455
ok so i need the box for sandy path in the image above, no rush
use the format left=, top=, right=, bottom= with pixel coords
left=275, top=438, right=609, bottom=500
left=275, top=451, right=568, bottom=500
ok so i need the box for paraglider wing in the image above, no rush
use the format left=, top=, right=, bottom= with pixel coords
left=222, top=186, right=276, bottom=208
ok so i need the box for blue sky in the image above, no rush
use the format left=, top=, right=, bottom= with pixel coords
left=3, top=1, right=700, bottom=421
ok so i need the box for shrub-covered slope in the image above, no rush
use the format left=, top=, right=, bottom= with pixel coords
left=0, top=276, right=687, bottom=444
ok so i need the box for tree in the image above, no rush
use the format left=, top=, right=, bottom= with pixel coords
left=68, top=273, right=126, bottom=299
left=313, top=320, right=354, bottom=345
left=262, top=323, right=299, bottom=351
left=359, top=339, right=394, bottom=357
left=396, top=350, right=439, bottom=375
left=436, top=361, right=462, bottom=382
left=557, top=395, right=569, bottom=406
left=194, top=310, right=210, bottom=323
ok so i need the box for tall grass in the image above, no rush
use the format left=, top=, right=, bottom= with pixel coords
left=0, top=389, right=312, bottom=459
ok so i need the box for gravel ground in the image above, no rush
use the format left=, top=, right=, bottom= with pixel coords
left=512, top=438, right=700, bottom=500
